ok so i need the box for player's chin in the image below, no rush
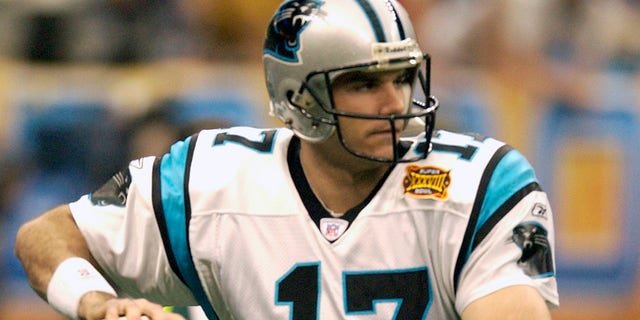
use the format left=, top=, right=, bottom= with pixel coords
left=342, top=134, right=398, bottom=161
left=354, top=145, right=396, bottom=162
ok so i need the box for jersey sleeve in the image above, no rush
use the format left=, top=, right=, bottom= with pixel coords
left=453, top=147, right=559, bottom=313
left=69, top=155, right=197, bottom=306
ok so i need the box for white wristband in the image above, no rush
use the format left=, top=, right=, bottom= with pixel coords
left=46, top=257, right=117, bottom=320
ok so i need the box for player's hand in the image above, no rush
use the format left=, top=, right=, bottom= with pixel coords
left=78, top=291, right=186, bottom=320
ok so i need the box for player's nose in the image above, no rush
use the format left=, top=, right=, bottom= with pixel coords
left=377, top=81, right=406, bottom=115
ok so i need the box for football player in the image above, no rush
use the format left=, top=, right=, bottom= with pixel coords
left=15, top=0, right=558, bottom=319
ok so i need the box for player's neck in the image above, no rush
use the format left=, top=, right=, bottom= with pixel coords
left=299, top=141, right=390, bottom=214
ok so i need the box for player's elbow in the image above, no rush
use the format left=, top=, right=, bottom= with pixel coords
left=14, top=213, right=44, bottom=267
left=14, top=205, right=73, bottom=266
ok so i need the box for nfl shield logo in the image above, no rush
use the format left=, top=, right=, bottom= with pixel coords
left=320, top=218, right=349, bottom=241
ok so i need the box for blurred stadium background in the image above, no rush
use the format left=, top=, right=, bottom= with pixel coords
left=0, top=1, right=638, bottom=319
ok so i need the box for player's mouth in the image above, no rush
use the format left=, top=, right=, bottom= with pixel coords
left=369, top=123, right=403, bottom=139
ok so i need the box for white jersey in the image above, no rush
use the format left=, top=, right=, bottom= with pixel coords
left=70, top=127, right=559, bottom=320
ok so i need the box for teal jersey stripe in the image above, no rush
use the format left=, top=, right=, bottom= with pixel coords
left=454, top=146, right=540, bottom=291
left=476, top=149, right=537, bottom=234
left=159, top=136, right=219, bottom=320
left=465, top=149, right=537, bottom=258
left=160, top=138, right=190, bottom=273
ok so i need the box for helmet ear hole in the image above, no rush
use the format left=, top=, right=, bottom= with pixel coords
left=287, top=90, right=308, bottom=113
left=286, top=90, right=297, bottom=106
left=290, top=89, right=314, bottom=110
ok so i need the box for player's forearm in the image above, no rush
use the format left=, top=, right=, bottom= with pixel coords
left=14, top=204, right=97, bottom=299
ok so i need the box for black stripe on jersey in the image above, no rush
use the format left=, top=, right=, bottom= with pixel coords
left=182, top=133, right=197, bottom=244
left=151, top=133, right=200, bottom=285
left=472, top=181, right=541, bottom=250
left=152, top=156, right=185, bottom=284
left=452, top=146, right=511, bottom=293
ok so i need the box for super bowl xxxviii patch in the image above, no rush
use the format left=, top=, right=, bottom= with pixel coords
left=403, top=165, right=451, bottom=199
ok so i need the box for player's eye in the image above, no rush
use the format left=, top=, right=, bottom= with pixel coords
left=353, top=79, right=379, bottom=91
left=393, top=71, right=413, bottom=87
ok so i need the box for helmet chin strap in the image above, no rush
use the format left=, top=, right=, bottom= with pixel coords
left=334, top=114, right=404, bottom=164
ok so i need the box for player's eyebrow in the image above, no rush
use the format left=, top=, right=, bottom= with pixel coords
left=333, top=71, right=373, bottom=85
left=332, top=69, right=405, bottom=88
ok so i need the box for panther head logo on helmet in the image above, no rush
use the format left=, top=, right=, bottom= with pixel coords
left=264, top=0, right=325, bottom=63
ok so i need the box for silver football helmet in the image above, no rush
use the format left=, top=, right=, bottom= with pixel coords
left=263, top=0, right=439, bottom=163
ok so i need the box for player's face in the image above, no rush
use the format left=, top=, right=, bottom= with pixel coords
left=331, top=69, right=412, bottom=160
